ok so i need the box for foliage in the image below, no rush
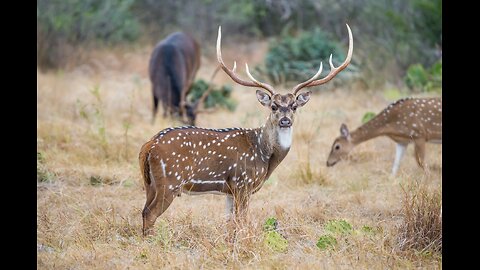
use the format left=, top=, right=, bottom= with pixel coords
left=404, top=60, right=442, bottom=92
left=263, top=217, right=278, bottom=232
left=263, top=217, right=288, bottom=252
left=361, top=112, right=376, bottom=124
left=37, top=0, right=442, bottom=87
left=383, top=88, right=403, bottom=101
left=255, top=28, right=351, bottom=86
left=411, top=0, right=442, bottom=48
left=37, top=151, right=55, bottom=183
left=37, top=0, right=140, bottom=69
left=264, top=231, right=288, bottom=252
left=188, top=79, right=237, bottom=111
left=324, top=219, right=353, bottom=235
left=316, top=234, right=337, bottom=250
left=316, top=219, right=353, bottom=250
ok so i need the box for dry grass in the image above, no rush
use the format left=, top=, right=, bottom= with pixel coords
left=37, top=43, right=442, bottom=269
left=396, top=178, right=442, bottom=256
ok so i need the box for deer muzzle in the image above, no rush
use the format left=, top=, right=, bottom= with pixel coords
left=279, top=117, right=292, bottom=128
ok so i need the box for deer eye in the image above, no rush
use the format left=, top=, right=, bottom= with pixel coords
left=271, top=105, right=278, bottom=111
left=292, top=105, right=297, bottom=112
left=335, top=144, right=340, bottom=150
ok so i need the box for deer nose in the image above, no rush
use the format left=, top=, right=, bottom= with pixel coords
left=279, top=117, right=291, bottom=128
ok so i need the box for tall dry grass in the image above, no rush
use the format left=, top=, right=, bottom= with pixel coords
left=396, top=179, right=442, bottom=255
left=37, top=43, right=442, bottom=269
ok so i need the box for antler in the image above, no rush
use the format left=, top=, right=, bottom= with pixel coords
left=217, top=26, right=276, bottom=96
left=292, top=24, right=353, bottom=96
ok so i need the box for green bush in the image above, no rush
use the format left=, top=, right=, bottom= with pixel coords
left=37, top=0, right=140, bottom=69
left=188, top=80, right=237, bottom=112
left=324, top=219, right=353, bottom=235
left=262, top=217, right=288, bottom=252
left=316, top=234, right=337, bottom=250
left=361, top=112, right=376, bottom=124
left=255, top=28, right=352, bottom=86
left=404, top=60, right=442, bottom=92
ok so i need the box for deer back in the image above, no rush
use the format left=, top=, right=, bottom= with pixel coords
left=142, top=126, right=273, bottom=196
left=149, top=32, right=200, bottom=122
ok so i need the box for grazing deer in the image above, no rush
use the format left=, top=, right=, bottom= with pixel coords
left=139, top=25, right=353, bottom=236
left=149, top=32, right=204, bottom=125
left=326, top=97, right=442, bottom=175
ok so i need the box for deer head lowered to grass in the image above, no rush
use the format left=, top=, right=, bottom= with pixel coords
left=139, top=24, right=353, bottom=236
left=326, top=97, right=442, bottom=175
left=149, top=32, right=216, bottom=125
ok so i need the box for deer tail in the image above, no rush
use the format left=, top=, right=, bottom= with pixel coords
left=139, top=140, right=155, bottom=186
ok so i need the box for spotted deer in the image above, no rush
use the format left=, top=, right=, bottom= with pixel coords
left=139, top=25, right=353, bottom=236
left=326, top=97, right=442, bottom=175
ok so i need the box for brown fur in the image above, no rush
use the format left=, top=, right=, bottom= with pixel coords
left=327, top=97, right=442, bottom=174
left=140, top=91, right=311, bottom=236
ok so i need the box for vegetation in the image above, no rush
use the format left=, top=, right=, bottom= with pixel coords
left=361, top=112, right=376, bottom=124
left=254, top=28, right=353, bottom=86
left=188, top=79, right=237, bottom=111
left=37, top=1, right=442, bottom=268
left=37, top=0, right=140, bottom=69
left=38, top=60, right=442, bottom=267
left=38, top=0, right=442, bottom=89
left=404, top=60, right=442, bottom=92
left=397, top=181, right=442, bottom=254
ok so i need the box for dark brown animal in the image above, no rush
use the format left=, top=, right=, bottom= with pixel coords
left=149, top=32, right=201, bottom=125
left=140, top=25, right=353, bottom=236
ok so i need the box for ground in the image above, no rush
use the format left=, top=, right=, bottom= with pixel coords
left=37, top=43, right=442, bottom=269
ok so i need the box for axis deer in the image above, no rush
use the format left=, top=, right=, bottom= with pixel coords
left=326, top=97, right=442, bottom=175
left=139, top=25, right=353, bottom=236
left=149, top=32, right=204, bottom=125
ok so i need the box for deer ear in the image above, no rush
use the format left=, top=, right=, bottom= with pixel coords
left=340, top=123, right=350, bottom=138
left=296, top=91, right=311, bottom=107
left=256, top=90, right=271, bottom=107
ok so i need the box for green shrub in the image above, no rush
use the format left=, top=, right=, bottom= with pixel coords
left=404, top=60, right=442, bottom=92
left=361, top=112, right=376, bottom=124
left=262, top=217, right=287, bottom=252
left=37, top=0, right=140, bottom=69
left=264, top=231, right=288, bottom=252
left=383, top=88, right=403, bottom=101
left=316, top=234, right=337, bottom=250
left=188, top=80, right=237, bottom=111
left=263, top=217, right=278, bottom=232
left=255, top=28, right=354, bottom=86
left=324, top=219, right=353, bottom=235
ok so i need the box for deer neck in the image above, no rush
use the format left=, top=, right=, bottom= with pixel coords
left=249, top=116, right=292, bottom=179
left=350, top=117, right=387, bottom=146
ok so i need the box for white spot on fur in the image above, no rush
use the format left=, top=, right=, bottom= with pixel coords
left=160, top=159, right=167, bottom=177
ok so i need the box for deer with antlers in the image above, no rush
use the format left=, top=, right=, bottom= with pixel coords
left=139, top=25, right=353, bottom=236
left=326, top=97, right=442, bottom=175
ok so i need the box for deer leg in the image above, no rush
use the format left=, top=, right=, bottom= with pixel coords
left=413, top=138, right=426, bottom=170
left=392, top=143, right=408, bottom=176
left=142, top=185, right=175, bottom=237
left=143, top=179, right=156, bottom=219
left=152, top=95, right=159, bottom=125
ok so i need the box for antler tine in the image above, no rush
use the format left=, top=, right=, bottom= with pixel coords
left=244, top=63, right=275, bottom=94
left=291, top=62, right=323, bottom=95
left=216, top=26, right=275, bottom=95
left=292, top=24, right=353, bottom=95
